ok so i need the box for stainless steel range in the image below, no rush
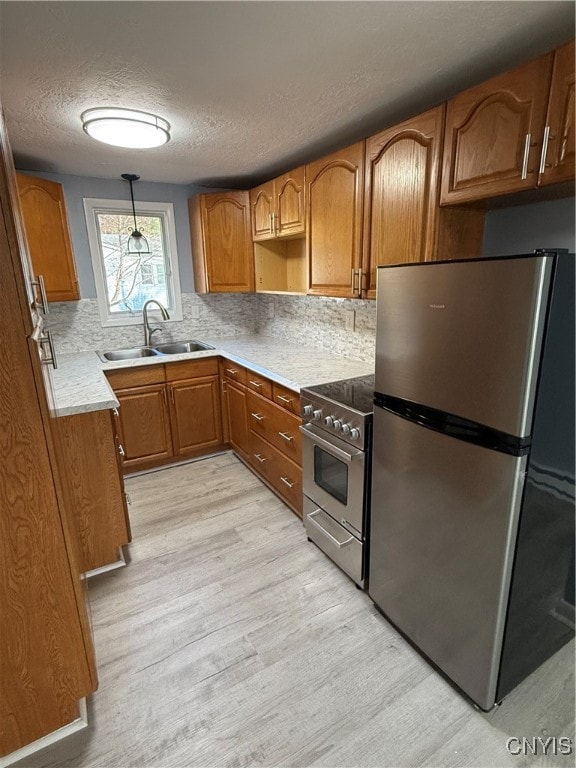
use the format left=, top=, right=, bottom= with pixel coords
left=299, top=374, right=374, bottom=588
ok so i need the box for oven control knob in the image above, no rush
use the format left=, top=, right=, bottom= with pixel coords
left=303, top=404, right=314, bottom=417
left=324, top=416, right=334, bottom=428
left=350, top=428, right=361, bottom=441
left=341, top=423, right=351, bottom=436
left=332, top=419, right=342, bottom=431
left=313, top=409, right=322, bottom=421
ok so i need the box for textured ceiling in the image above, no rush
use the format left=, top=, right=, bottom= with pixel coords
left=0, top=1, right=574, bottom=187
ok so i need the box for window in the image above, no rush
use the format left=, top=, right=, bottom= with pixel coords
left=84, top=198, right=182, bottom=326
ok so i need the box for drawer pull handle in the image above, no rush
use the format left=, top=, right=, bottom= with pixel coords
left=307, top=510, right=354, bottom=549
left=251, top=412, right=265, bottom=421
left=278, top=431, right=294, bottom=442
left=276, top=395, right=293, bottom=405
left=249, top=380, right=262, bottom=388
left=31, top=274, right=49, bottom=314
left=254, top=453, right=267, bottom=463
left=280, top=476, right=295, bottom=488
left=118, top=444, right=126, bottom=458
left=113, top=407, right=119, bottom=418
left=226, top=368, right=238, bottom=375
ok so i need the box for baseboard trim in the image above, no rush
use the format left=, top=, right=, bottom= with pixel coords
left=124, top=449, right=231, bottom=479
left=0, top=699, right=88, bottom=768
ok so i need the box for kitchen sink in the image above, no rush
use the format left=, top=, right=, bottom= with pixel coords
left=153, top=340, right=214, bottom=354
left=98, top=347, right=159, bottom=361
left=97, top=340, right=214, bottom=362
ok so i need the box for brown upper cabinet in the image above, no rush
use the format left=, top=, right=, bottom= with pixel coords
left=16, top=172, right=80, bottom=302
left=189, top=191, right=254, bottom=293
left=306, top=142, right=365, bottom=298
left=363, top=106, right=485, bottom=296
left=540, top=39, right=575, bottom=187
left=250, top=166, right=306, bottom=241
left=441, top=43, right=575, bottom=204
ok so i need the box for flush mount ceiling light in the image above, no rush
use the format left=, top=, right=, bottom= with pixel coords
left=121, top=173, right=151, bottom=255
left=81, top=107, right=170, bottom=149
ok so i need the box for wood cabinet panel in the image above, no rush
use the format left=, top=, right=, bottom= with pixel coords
left=164, top=357, right=219, bottom=382
left=306, top=142, right=364, bottom=298
left=0, top=115, right=95, bottom=757
left=169, top=375, right=224, bottom=457
left=190, top=191, right=254, bottom=293
left=115, top=384, right=173, bottom=471
left=249, top=431, right=303, bottom=516
left=106, top=364, right=165, bottom=389
left=272, top=382, right=300, bottom=415
left=363, top=106, right=444, bottom=296
left=540, top=40, right=575, bottom=186
left=246, top=390, right=302, bottom=466
left=250, top=181, right=274, bottom=241
left=246, top=371, right=273, bottom=399
left=441, top=53, right=553, bottom=203
left=53, top=409, right=131, bottom=572
left=16, top=172, right=80, bottom=302
left=225, top=380, right=250, bottom=460
left=275, top=166, right=305, bottom=238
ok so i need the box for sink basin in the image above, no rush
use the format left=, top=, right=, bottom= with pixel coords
left=153, top=340, right=215, bottom=354
left=97, top=340, right=214, bottom=362
left=98, top=347, right=159, bottom=362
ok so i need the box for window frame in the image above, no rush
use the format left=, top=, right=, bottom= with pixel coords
left=83, top=198, right=183, bottom=327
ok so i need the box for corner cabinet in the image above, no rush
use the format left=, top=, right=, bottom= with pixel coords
left=16, top=172, right=80, bottom=302
left=362, top=106, right=485, bottom=296
left=306, top=142, right=365, bottom=298
left=189, top=191, right=254, bottom=293
left=440, top=45, right=576, bottom=204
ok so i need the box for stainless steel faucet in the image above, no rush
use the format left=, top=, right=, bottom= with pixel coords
left=143, top=300, right=170, bottom=346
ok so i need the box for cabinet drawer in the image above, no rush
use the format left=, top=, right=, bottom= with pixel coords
left=165, top=357, right=219, bottom=382
left=272, top=382, right=299, bottom=414
left=249, top=431, right=302, bottom=515
left=247, top=390, right=301, bottom=465
left=221, top=359, right=247, bottom=385
left=246, top=371, right=272, bottom=399
left=106, top=364, right=165, bottom=390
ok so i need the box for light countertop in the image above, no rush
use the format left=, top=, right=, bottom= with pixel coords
left=50, top=335, right=374, bottom=417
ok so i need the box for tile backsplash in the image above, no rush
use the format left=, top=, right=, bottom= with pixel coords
left=47, top=291, right=376, bottom=364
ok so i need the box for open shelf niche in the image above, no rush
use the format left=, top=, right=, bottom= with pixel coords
left=254, top=237, right=307, bottom=294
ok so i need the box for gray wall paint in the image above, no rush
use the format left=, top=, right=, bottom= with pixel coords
left=18, top=170, right=205, bottom=297
left=483, top=197, right=575, bottom=256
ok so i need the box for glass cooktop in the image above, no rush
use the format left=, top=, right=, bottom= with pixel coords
left=304, top=374, right=375, bottom=415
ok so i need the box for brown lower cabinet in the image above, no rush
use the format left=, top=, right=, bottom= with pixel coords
left=106, top=358, right=225, bottom=473
left=52, top=408, right=132, bottom=572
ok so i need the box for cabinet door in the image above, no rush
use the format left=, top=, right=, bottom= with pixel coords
left=275, top=166, right=305, bottom=237
left=306, top=142, right=364, bottom=298
left=539, top=40, right=575, bottom=187
left=115, top=384, right=173, bottom=471
left=226, top=381, right=250, bottom=460
left=197, top=191, right=254, bottom=292
left=53, top=409, right=131, bottom=572
left=441, top=53, right=553, bottom=204
left=250, top=181, right=274, bottom=241
left=169, top=375, right=223, bottom=457
left=363, top=106, right=445, bottom=298
left=16, top=173, right=80, bottom=301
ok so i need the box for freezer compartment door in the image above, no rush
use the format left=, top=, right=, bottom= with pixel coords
left=369, top=406, right=526, bottom=710
left=375, top=256, right=552, bottom=437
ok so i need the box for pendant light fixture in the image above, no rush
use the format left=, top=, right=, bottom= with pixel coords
left=121, top=173, right=151, bottom=255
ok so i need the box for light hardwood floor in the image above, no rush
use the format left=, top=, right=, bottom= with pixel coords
left=28, top=453, right=574, bottom=768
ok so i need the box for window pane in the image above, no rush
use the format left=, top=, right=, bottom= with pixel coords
left=96, top=212, right=171, bottom=313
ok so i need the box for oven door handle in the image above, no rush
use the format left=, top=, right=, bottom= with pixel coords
left=307, top=509, right=355, bottom=549
left=299, top=424, right=362, bottom=463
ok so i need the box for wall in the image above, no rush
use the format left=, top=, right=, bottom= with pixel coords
left=483, top=197, right=575, bottom=256
left=17, top=170, right=203, bottom=296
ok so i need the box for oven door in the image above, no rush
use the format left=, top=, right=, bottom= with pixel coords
left=300, top=423, right=366, bottom=537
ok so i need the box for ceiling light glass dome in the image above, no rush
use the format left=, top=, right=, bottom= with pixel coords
left=81, top=107, right=170, bottom=149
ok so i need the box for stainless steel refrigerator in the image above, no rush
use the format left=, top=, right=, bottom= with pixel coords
left=369, top=250, right=575, bottom=711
